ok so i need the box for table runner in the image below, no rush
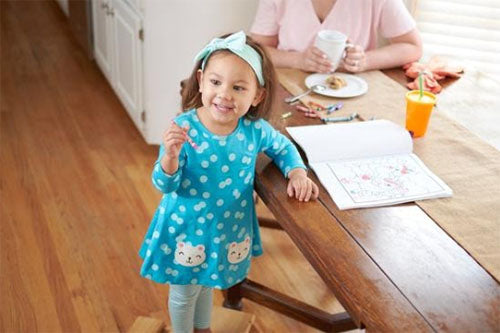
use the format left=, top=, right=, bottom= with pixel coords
left=277, top=68, right=500, bottom=282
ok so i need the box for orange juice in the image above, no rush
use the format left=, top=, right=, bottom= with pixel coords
left=405, top=90, right=436, bottom=137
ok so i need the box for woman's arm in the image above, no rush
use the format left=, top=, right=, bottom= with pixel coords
left=251, top=33, right=333, bottom=73
left=344, top=29, right=422, bottom=72
left=251, top=34, right=299, bottom=68
left=366, top=29, right=423, bottom=70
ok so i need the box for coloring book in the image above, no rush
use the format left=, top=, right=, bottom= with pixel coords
left=286, top=120, right=452, bottom=210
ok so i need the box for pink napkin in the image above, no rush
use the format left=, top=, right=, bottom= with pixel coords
left=403, top=56, right=464, bottom=94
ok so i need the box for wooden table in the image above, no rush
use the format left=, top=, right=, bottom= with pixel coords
left=223, top=71, right=500, bottom=332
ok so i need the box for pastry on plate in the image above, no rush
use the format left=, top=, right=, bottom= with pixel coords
left=326, top=75, right=347, bottom=89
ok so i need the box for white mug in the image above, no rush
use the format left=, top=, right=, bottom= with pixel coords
left=314, top=30, right=349, bottom=72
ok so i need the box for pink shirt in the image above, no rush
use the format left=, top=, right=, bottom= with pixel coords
left=250, top=0, right=416, bottom=51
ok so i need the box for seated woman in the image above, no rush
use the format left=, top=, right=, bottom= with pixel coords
left=250, top=0, right=423, bottom=73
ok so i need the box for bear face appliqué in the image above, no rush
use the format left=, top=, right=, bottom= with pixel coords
left=227, top=236, right=251, bottom=264
left=174, top=242, right=206, bottom=267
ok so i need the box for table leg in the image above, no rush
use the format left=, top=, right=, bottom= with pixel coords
left=223, top=279, right=357, bottom=332
left=223, top=281, right=244, bottom=311
left=258, top=217, right=283, bottom=230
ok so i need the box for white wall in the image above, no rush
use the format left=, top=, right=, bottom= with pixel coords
left=143, top=0, right=259, bottom=144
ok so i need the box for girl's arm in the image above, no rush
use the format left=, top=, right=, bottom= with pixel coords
left=257, top=119, right=318, bottom=201
left=151, top=145, right=185, bottom=194
left=152, top=122, right=189, bottom=194
left=160, top=155, right=179, bottom=175
left=258, top=119, right=306, bottom=177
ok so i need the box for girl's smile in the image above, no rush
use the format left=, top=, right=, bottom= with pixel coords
left=213, top=102, right=235, bottom=114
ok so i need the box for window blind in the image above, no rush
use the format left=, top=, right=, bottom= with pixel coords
left=414, top=0, right=500, bottom=76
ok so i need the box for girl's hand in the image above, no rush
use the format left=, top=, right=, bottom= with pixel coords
left=287, top=168, right=319, bottom=202
left=297, top=45, right=334, bottom=73
left=341, top=43, right=367, bottom=73
left=162, top=122, right=188, bottom=160
left=160, top=122, right=189, bottom=175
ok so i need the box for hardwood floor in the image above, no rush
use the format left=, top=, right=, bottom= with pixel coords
left=0, top=1, right=345, bottom=332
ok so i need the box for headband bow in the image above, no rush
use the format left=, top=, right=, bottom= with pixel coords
left=194, top=31, right=265, bottom=86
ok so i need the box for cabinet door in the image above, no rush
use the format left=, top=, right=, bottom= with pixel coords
left=111, top=0, right=143, bottom=130
left=92, top=0, right=113, bottom=83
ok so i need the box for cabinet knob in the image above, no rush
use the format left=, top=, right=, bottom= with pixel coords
left=107, top=7, right=114, bottom=16
left=101, top=2, right=108, bottom=10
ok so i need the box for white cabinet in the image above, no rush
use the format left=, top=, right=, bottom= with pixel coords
left=92, top=0, right=113, bottom=82
left=92, top=0, right=143, bottom=132
left=111, top=0, right=143, bottom=130
left=92, top=0, right=259, bottom=144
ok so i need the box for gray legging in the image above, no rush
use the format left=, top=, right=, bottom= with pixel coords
left=168, top=284, right=213, bottom=332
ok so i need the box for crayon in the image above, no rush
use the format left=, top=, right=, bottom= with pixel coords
left=307, top=101, right=325, bottom=111
left=295, top=105, right=310, bottom=113
left=185, top=133, right=199, bottom=150
left=326, top=102, right=343, bottom=114
left=322, top=112, right=358, bottom=123
left=171, top=120, right=199, bottom=150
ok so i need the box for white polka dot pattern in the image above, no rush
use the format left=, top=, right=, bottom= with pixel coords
left=141, top=111, right=306, bottom=289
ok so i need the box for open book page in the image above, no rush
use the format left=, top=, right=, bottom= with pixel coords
left=311, top=154, right=452, bottom=209
left=286, top=120, right=452, bottom=210
left=286, top=120, right=413, bottom=163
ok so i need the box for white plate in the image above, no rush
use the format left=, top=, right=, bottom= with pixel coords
left=305, top=73, right=368, bottom=98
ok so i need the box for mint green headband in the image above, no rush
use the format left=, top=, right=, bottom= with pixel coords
left=194, top=31, right=265, bottom=86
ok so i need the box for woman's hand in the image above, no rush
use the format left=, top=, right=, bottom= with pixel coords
left=287, top=168, right=319, bottom=202
left=341, top=43, right=367, bottom=73
left=297, top=45, right=334, bottom=73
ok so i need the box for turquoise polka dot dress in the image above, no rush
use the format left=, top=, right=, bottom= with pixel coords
left=139, top=109, right=306, bottom=289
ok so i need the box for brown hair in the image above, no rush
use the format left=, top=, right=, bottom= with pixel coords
left=181, top=33, right=276, bottom=120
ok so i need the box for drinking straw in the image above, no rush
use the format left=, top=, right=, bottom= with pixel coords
left=418, top=72, right=423, bottom=100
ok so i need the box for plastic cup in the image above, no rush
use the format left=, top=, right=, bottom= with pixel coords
left=405, top=90, right=436, bottom=137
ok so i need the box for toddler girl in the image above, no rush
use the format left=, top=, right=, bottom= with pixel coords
left=139, top=31, right=319, bottom=333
